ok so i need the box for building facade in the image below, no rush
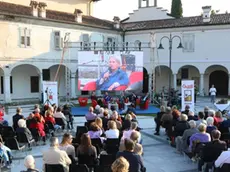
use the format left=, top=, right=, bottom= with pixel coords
left=1, top=0, right=230, bottom=103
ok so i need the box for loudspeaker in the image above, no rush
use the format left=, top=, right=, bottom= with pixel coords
left=143, top=74, right=149, bottom=93
left=42, top=69, right=50, bottom=81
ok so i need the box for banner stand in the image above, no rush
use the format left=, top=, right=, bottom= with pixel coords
left=42, top=81, right=58, bottom=106
left=181, top=80, right=195, bottom=112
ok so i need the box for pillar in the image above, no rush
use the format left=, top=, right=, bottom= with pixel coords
left=199, top=74, right=204, bottom=96
left=4, top=74, right=11, bottom=103
left=228, top=74, right=230, bottom=96
left=173, top=73, right=177, bottom=90
left=146, top=0, right=149, bottom=7
left=71, top=73, right=76, bottom=98
left=138, top=0, right=142, bottom=8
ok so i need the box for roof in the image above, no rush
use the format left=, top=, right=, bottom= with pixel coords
left=122, top=13, right=230, bottom=31
left=0, top=1, right=115, bottom=30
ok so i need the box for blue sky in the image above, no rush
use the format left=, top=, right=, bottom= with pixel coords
left=93, top=0, right=230, bottom=20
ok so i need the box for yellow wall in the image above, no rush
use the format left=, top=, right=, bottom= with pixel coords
left=1, top=0, right=92, bottom=15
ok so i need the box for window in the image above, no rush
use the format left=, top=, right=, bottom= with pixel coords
left=181, top=68, right=189, bottom=79
left=54, top=31, right=63, bottom=49
left=82, top=34, right=90, bottom=50
left=183, top=34, right=195, bottom=52
left=30, top=76, right=39, bottom=93
left=134, top=40, right=141, bottom=51
left=1, top=76, right=13, bottom=93
left=20, top=28, right=31, bottom=48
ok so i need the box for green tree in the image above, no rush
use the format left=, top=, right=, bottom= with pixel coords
left=171, top=0, right=183, bottom=18
left=211, top=10, right=216, bottom=15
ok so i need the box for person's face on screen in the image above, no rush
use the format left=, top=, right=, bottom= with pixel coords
left=109, top=57, right=120, bottom=71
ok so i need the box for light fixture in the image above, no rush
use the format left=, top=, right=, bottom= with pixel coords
left=177, top=42, right=183, bottom=49
left=158, top=43, right=164, bottom=49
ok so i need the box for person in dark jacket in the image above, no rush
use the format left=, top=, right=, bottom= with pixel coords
left=198, top=130, right=227, bottom=171
left=116, top=139, right=145, bottom=172
left=63, top=104, right=73, bottom=130
left=12, top=107, right=24, bottom=131
left=154, top=106, right=165, bottom=135
left=182, top=105, right=190, bottom=116
left=16, top=119, right=33, bottom=141
left=174, top=114, right=190, bottom=137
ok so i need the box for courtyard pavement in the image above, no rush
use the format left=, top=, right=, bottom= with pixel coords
left=2, top=97, right=221, bottom=172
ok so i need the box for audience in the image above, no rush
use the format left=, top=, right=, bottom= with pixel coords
left=85, top=107, right=97, bottom=122
left=0, top=136, right=12, bottom=168
left=111, top=111, right=122, bottom=130
left=62, top=105, right=73, bottom=130
left=59, top=133, right=76, bottom=161
left=206, top=117, right=217, bottom=135
left=13, top=107, right=24, bottom=130
left=154, top=106, right=165, bottom=135
left=196, top=112, right=207, bottom=127
left=215, top=148, right=230, bottom=168
left=21, top=155, right=39, bottom=172
left=16, top=119, right=33, bottom=142
left=87, top=122, right=103, bottom=139
left=175, top=120, right=198, bottom=153
left=43, top=137, right=71, bottom=172
left=112, top=157, right=129, bottom=172
left=174, top=114, right=190, bottom=137
left=116, top=139, right=145, bottom=172
left=122, top=122, right=141, bottom=143
left=105, top=120, right=120, bottom=139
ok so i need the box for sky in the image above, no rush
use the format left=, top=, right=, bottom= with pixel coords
left=93, top=0, right=230, bottom=21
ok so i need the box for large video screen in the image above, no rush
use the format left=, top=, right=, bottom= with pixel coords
left=78, top=51, right=143, bottom=91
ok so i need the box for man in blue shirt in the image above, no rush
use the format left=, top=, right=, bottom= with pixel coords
left=96, top=56, right=129, bottom=90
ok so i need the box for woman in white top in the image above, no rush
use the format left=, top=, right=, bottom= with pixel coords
left=105, top=120, right=119, bottom=139
left=54, top=107, right=66, bottom=120
left=59, top=133, right=76, bottom=160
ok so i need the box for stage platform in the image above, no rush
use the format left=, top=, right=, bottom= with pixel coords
left=71, top=105, right=160, bottom=116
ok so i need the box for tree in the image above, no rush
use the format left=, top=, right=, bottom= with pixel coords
left=211, top=10, right=216, bottom=15
left=171, top=0, right=183, bottom=18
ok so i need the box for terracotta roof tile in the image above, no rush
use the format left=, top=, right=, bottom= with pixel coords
left=0, top=1, right=115, bottom=29
left=122, top=14, right=230, bottom=31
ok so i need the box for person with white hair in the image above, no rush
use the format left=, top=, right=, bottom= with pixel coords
left=96, top=56, right=129, bottom=90
left=21, top=155, right=39, bottom=172
left=122, top=122, right=141, bottom=143
left=175, top=120, right=199, bottom=153
left=111, top=111, right=122, bottom=130
left=43, top=137, right=71, bottom=172
left=16, top=119, right=33, bottom=142
left=98, top=107, right=105, bottom=118
left=206, top=117, right=217, bottom=135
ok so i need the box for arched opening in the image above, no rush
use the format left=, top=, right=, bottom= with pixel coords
left=143, top=67, right=149, bottom=93
left=155, top=65, right=172, bottom=93
left=49, top=64, right=71, bottom=98
left=209, top=71, right=228, bottom=96
left=11, top=64, right=40, bottom=100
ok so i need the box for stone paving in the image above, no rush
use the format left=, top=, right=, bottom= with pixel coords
left=2, top=96, right=219, bottom=172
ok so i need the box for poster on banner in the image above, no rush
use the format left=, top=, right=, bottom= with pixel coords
left=42, top=81, right=58, bottom=106
left=181, top=80, right=195, bottom=112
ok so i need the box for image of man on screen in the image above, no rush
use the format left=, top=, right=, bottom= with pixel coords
left=96, top=56, right=129, bottom=90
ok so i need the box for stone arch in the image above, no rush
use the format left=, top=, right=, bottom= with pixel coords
left=154, top=65, right=172, bottom=92
left=11, top=64, right=41, bottom=100
left=204, top=65, right=229, bottom=96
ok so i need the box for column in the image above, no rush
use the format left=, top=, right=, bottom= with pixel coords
left=199, top=74, right=204, bottom=96
left=40, top=72, right=43, bottom=101
left=4, top=74, right=11, bottom=103
left=173, top=73, right=177, bottom=90
left=228, top=74, right=230, bottom=96
left=71, top=73, right=76, bottom=98
left=138, top=0, right=142, bottom=8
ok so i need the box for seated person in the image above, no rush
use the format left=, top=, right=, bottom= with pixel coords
left=122, top=122, right=141, bottom=144
left=85, top=107, right=97, bottom=122
left=105, top=121, right=120, bottom=139
left=87, top=122, right=103, bottom=139
left=182, top=105, right=190, bottom=116
left=174, top=114, right=190, bottom=137
left=206, top=117, right=217, bottom=135
left=116, top=139, right=145, bottom=172
left=90, top=91, right=97, bottom=101
left=104, top=92, right=111, bottom=103
left=21, top=155, right=39, bottom=172
left=111, top=157, right=129, bottom=172
left=140, top=93, right=149, bottom=107
left=96, top=56, right=129, bottom=90
left=189, top=124, right=211, bottom=152
left=122, top=114, right=132, bottom=131
left=198, top=130, right=227, bottom=171
left=30, top=117, right=46, bottom=145
left=154, top=106, right=166, bottom=135
left=0, top=136, right=12, bottom=168
left=16, top=119, right=33, bottom=142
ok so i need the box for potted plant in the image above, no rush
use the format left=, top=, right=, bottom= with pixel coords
left=216, top=99, right=228, bottom=104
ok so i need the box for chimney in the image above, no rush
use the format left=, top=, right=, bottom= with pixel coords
left=38, top=2, right=47, bottom=18
left=30, top=1, right=38, bottom=17
left=154, top=0, right=157, bottom=7
left=74, top=9, right=83, bottom=23
left=202, top=6, right=212, bottom=23
left=113, top=16, right=120, bottom=29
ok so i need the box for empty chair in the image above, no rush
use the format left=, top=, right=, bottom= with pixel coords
left=5, top=137, right=25, bottom=151
left=75, top=126, right=88, bottom=143
left=70, top=164, right=89, bottom=172
left=91, top=138, right=103, bottom=155
left=100, top=154, right=116, bottom=166
left=78, top=154, right=98, bottom=166
left=45, top=164, right=65, bottom=172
